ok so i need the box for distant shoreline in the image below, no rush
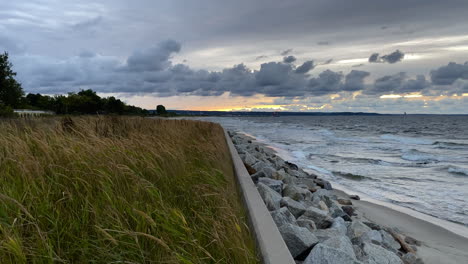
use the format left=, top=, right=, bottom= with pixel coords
left=169, top=110, right=468, bottom=117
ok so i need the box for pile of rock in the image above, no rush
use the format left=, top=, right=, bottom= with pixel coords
left=229, top=132, right=424, bottom=264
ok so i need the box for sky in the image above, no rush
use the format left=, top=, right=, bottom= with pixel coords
left=1, top=0, right=468, bottom=113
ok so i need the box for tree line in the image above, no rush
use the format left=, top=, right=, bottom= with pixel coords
left=0, top=52, right=164, bottom=116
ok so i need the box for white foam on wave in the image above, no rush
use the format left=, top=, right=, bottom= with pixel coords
left=401, top=149, right=440, bottom=162
left=381, top=134, right=433, bottom=145
left=448, top=166, right=468, bottom=176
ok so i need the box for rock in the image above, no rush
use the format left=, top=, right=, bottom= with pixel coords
left=281, top=197, right=306, bottom=218
left=278, top=223, right=319, bottom=258
left=318, top=201, right=329, bottom=211
left=342, top=214, right=352, bottom=222
left=404, top=236, right=421, bottom=247
left=257, top=183, right=282, bottom=211
left=296, top=178, right=318, bottom=191
left=283, top=185, right=312, bottom=201
left=361, top=230, right=383, bottom=245
left=285, top=161, right=299, bottom=170
left=361, top=243, right=403, bottom=264
left=380, top=230, right=401, bottom=252
left=282, top=173, right=298, bottom=185
left=364, top=222, right=382, bottom=231
left=299, top=207, right=333, bottom=229
left=252, top=161, right=268, bottom=173
left=338, top=198, right=353, bottom=205
left=258, top=178, right=283, bottom=194
left=331, top=217, right=348, bottom=235
left=342, top=205, right=355, bottom=216
left=312, top=189, right=335, bottom=207
left=269, top=156, right=286, bottom=170
left=350, top=195, right=361, bottom=200
left=314, top=228, right=347, bottom=243
left=263, top=167, right=278, bottom=179
left=315, top=178, right=333, bottom=190
left=329, top=203, right=348, bottom=219
left=271, top=207, right=296, bottom=227
left=304, top=236, right=360, bottom=264
left=313, top=217, right=348, bottom=242
left=347, top=220, right=372, bottom=240
left=243, top=152, right=258, bottom=166
left=402, top=253, right=424, bottom=264
left=297, top=219, right=317, bottom=232
left=250, top=170, right=265, bottom=183
left=288, top=169, right=310, bottom=178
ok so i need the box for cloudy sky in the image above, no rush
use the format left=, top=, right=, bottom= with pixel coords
left=1, top=0, right=468, bottom=113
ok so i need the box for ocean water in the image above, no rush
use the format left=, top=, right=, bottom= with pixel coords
left=192, top=115, right=468, bottom=226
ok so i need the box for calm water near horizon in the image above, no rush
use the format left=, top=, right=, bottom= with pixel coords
left=192, top=115, right=468, bottom=226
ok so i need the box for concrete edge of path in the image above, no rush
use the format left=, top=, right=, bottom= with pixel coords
left=223, top=129, right=295, bottom=264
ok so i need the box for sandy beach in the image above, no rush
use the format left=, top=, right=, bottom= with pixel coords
left=333, top=189, right=468, bottom=264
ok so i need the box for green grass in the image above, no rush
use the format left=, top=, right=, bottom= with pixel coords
left=0, top=117, right=258, bottom=263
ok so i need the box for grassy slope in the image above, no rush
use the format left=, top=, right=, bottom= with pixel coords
left=0, top=117, right=258, bottom=263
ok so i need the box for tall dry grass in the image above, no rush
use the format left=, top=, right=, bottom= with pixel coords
left=0, top=117, right=258, bottom=263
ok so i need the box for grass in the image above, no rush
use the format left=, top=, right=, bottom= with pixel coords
left=0, top=116, right=258, bottom=263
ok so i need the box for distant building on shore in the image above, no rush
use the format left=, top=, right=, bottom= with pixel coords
left=14, top=109, right=55, bottom=117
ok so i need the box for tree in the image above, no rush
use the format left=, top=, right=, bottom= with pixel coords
left=156, top=105, right=167, bottom=115
left=0, top=52, right=24, bottom=108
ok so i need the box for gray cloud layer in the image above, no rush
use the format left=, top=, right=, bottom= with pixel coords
left=368, top=50, right=405, bottom=64
left=14, top=40, right=467, bottom=99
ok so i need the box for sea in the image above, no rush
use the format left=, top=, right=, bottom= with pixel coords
left=191, top=115, right=468, bottom=226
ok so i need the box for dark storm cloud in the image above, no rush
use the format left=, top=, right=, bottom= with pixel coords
left=381, top=50, right=405, bottom=64
left=307, top=70, right=343, bottom=96
left=368, top=50, right=405, bottom=64
left=367, top=72, right=406, bottom=94
left=255, top=62, right=293, bottom=86
left=280, top=49, right=293, bottom=56
left=368, top=53, right=380, bottom=63
left=430, top=62, right=468, bottom=85
left=125, top=40, right=181, bottom=72
left=322, top=59, right=333, bottom=65
left=283, top=55, right=296, bottom=63
left=364, top=72, right=429, bottom=95
left=342, top=70, right=370, bottom=91
left=255, top=55, right=268, bottom=60
left=295, top=61, right=315, bottom=74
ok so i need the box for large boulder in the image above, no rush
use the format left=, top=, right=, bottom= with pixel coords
left=347, top=220, right=372, bottom=240
left=361, top=243, right=403, bottom=264
left=296, top=178, right=318, bottom=191
left=299, top=207, right=333, bottom=229
left=271, top=207, right=296, bottom=227
left=401, top=253, right=424, bottom=264
left=297, top=219, right=317, bottom=232
left=280, top=197, right=306, bottom=218
left=380, top=230, right=401, bottom=252
left=252, top=161, right=269, bottom=173
left=258, top=178, right=283, bottom=194
left=331, top=217, right=348, bottom=235
left=315, top=178, right=333, bottom=190
left=313, top=217, right=348, bottom=242
left=283, top=185, right=312, bottom=201
left=288, top=169, right=310, bottom=178
left=342, top=205, right=355, bottom=217
left=304, top=236, right=361, bottom=264
left=257, top=183, right=282, bottom=211
left=361, top=230, right=383, bottom=245
left=278, top=223, right=319, bottom=258
left=243, top=151, right=258, bottom=166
